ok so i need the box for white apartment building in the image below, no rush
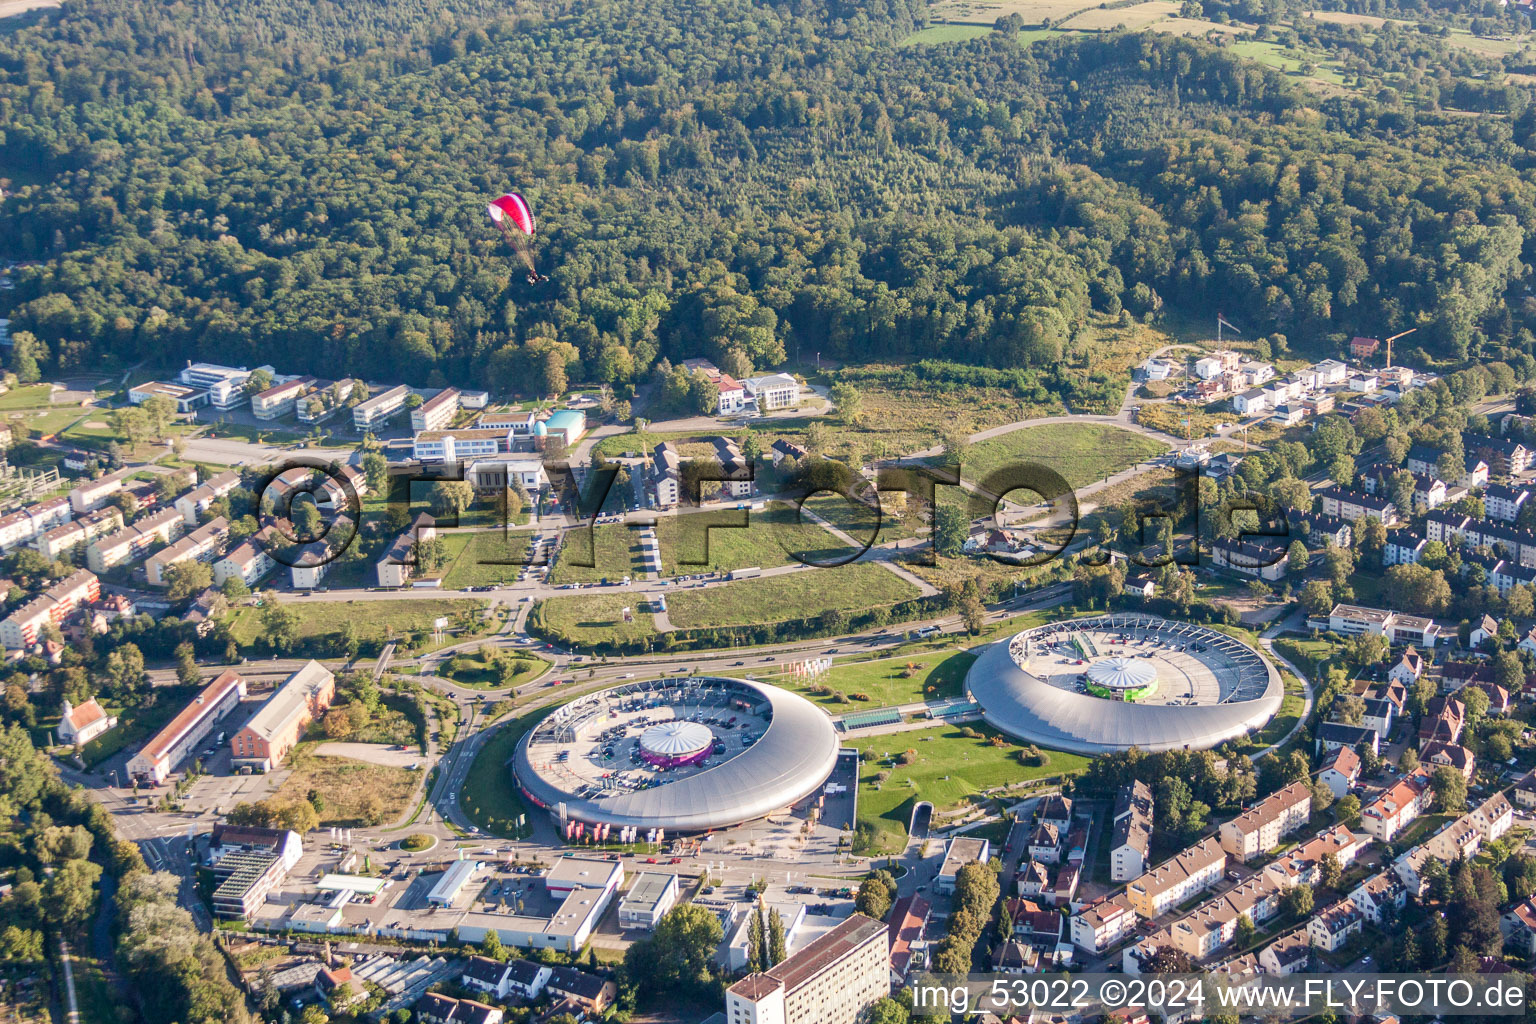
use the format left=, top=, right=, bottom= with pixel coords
left=214, top=537, right=276, bottom=588
left=251, top=377, right=317, bottom=420
left=87, top=507, right=185, bottom=573
left=412, top=387, right=461, bottom=432
left=0, top=496, right=73, bottom=553
left=651, top=443, right=682, bottom=508
left=1125, top=837, right=1226, bottom=918
left=1070, top=894, right=1137, bottom=954
left=175, top=470, right=241, bottom=526
left=1110, top=780, right=1153, bottom=883
left=70, top=467, right=133, bottom=513
left=34, top=507, right=122, bottom=560
left=724, top=915, right=888, bottom=1024
left=353, top=385, right=411, bottom=431
left=146, top=517, right=229, bottom=586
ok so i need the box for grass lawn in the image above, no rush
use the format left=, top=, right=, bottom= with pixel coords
left=768, top=650, right=974, bottom=708
left=849, top=724, right=1089, bottom=854
left=458, top=703, right=577, bottom=837
left=658, top=502, right=847, bottom=575
left=1393, top=812, right=1453, bottom=850
left=273, top=743, right=419, bottom=826
left=228, top=597, right=491, bottom=653
left=900, top=24, right=993, bottom=43
left=531, top=593, right=659, bottom=647
left=439, top=647, right=550, bottom=689
left=1059, top=0, right=1177, bottom=28
left=80, top=685, right=199, bottom=768
left=665, top=563, right=920, bottom=629
left=960, top=423, right=1167, bottom=490
left=440, top=530, right=534, bottom=588
left=0, top=384, right=57, bottom=410
left=802, top=492, right=926, bottom=546
left=550, top=524, right=644, bottom=584
left=1233, top=670, right=1308, bottom=755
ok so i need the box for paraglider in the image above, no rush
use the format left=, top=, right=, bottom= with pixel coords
left=487, top=192, right=548, bottom=285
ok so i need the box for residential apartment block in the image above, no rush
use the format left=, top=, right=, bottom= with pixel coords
left=1217, top=780, right=1311, bottom=862
left=0, top=569, right=100, bottom=648
left=1125, top=836, right=1226, bottom=918
left=87, top=507, right=184, bottom=573
left=146, top=517, right=229, bottom=586
left=353, top=384, right=411, bottom=431
left=412, top=387, right=461, bottom=432
left=1110, top=780, right=1154, bottom=883
left=70, top=467, right=133, bottom=513
left=214, top=534, right=276, bottom=589
left=34, top=507, right=122, bottom=560
left=724, top=914, right=888, bottom=1024
left=175, top=470, right=241, bottom=526
left=0, top=496, right=73, bottom=553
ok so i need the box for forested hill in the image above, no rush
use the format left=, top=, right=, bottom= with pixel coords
left=1, top=0, right=1535, bottom=392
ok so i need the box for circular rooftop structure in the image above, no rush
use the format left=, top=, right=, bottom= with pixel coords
left=639, top=721, right=713, bottom=767
left=514, top=676, right=839, bottom=832
left=966, top=613, right=1282, bottom=754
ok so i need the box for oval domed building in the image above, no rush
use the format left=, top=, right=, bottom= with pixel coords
left=966, top=613, right=1282, bottom=754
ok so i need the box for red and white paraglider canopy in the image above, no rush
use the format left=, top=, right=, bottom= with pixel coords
left=487, top=192, right=535, bottom=235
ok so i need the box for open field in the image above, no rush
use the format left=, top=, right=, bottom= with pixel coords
left=770, top=650, right=974, bottom=708
left=961, top=422, right=1167, bottom=489
left=1301, top=9, right=1392, bottom=27
left=803, top=491, right=927, bottom=546
left=849, top=724, right=1089, bottom=854
left=1151, top=16, right=1244, bottom=36
left=273, top=744, right=419, bottom=826
left=658, top=502, right=848, bottom=575
left=550, top=523, right=643, bottom=584
left=1060, top=1, right=1177, bottom=30
left=531, top=593, right=659, bottom=646
left=665, top=563, right=920, bottom=629
left=0, top=384, right=57, bottom=410
left=929, top=0, right=1094, bottom=25
left=228, top=597, right=491, bottom=652
left=900, top=23, right=993, bottom=43
left=440, top=530, right=534, bottom=588
left=1225, top=39, right=1348, bottom=84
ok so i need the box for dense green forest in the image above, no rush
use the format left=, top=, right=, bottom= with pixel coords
left=2, top=0, right=1536, bottom=392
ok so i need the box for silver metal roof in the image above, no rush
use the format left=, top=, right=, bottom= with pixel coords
left=1087, top=657, right=1157, bottom=690
left=514, top=677, right=839, bottom=831
left=641, top=721, right=712, bottom=756
left=967, top=615, right=1283, bottom=754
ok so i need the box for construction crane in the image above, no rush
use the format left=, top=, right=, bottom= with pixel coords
left=1384, top=328, right=1416, bottom=369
